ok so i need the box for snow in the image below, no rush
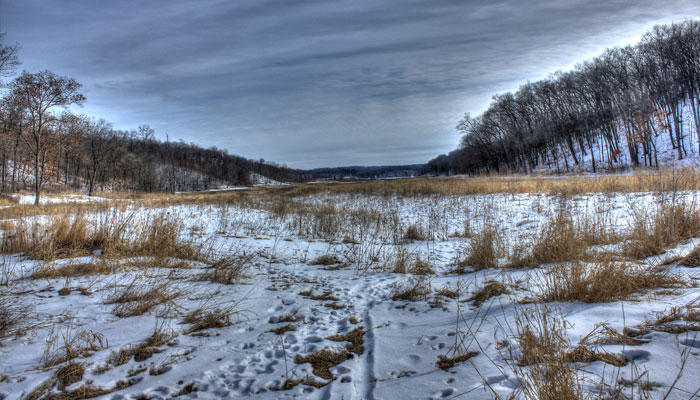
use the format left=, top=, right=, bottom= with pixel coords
left=0, top=190, right=698, bottom=399
left=12, top=193, right=111, bottom=205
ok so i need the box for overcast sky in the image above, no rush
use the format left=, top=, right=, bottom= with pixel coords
left=1, top=1, right=698, bottom=169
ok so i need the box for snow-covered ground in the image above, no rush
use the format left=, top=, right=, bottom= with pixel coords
left=0, top=189, right=698, bottom=399
left=12, top=193, right=112, bottom=206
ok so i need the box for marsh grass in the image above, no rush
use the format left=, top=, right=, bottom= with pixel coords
left=198, top=254, right=251, bottom=285
left=105, top=323, right=174, bottom=369
left=461, top=227, right=499, bottom=271
left=623, top=199, right=700, bottom=259
left=0, top=295, right=23, bottom=339
left=391, top=277, right=432, bottom=301
left=105, top=278, right=181, bottom=318
left=538, top=260, right=687, bottom=303
left=464, top=281, right=510, bottom=307
left=31, top=259, right=117, bottom=279
left=41, top=329, right=108, bottom=368
left=511, top=306, right=584, bottom=400
left=181, top=307, right=235, bottom=334
left=2, top=211, right=205, bottom=263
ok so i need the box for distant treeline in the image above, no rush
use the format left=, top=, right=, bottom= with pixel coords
left=427, top=20, right=700, bottom=175
left=0, top=36, right=310, bottom=203
left=311, top=164, right=425, bottom=180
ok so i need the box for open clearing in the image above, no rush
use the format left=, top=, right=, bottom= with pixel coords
left=1, top=173, right=699, bottom=399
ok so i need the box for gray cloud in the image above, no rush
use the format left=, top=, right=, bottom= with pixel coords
left=1, top=0, right=698, bottom=168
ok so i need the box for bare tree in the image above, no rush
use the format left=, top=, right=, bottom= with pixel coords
left=84, top=118, right=115, bottom=196
left=10, top=70, right=85, bottom=204
left=0, top=33, right=20, bottom=78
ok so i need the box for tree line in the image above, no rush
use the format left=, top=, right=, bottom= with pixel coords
left=0, top=36, right=311, bottom=204
left=426, top=20, right=700, bottom=175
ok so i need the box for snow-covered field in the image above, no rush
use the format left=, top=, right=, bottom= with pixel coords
left=0, top=184, right=698, bottom=399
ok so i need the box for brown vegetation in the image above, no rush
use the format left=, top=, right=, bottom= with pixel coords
left=294, top=348, right=352, bottom=380
left=623, top=200, right=700, bottom=259
left=539, top=260, right=687, bottom=303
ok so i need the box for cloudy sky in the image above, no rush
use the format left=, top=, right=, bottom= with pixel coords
left=1, top=1, right=698, bottom=168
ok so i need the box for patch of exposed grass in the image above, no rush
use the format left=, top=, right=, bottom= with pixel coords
left=294, top=348, right=352, bottom=380
left=0, top=296, right=23, bottom=339
left=436, top=351, right=478, bottom=370
left=56, top=362, right=85, bottom=389
left=326, top=326, right=366, bottom=355
left=198, top=255, right=250, bottom=284
left=31, top=260, right=117, bottom=279
left=391, top=277, right=431, bottom=301
left=404, top=224, right=426, bottom=241
left=310, top=254, right=343, bottom=266
left=182, top=308, right=234, bottom=334
left=464, top=281, right=510, bottom=307
left=268, top=324, right=296, bottom=335
left=680, top=244, right=700, bottom=267
left=563, top=346, right=627, bottom=367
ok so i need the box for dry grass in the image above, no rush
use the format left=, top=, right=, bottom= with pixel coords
left=1, top=211, right=204, bottom=263
left=299, top=290, right=339, bottom=302
left=578, top=323, right=646, bottom=346
left=623, top=200, right=700, bottom=259
left=41, top=380, right=131, bottom=400
left=106, top=324, right=174, bottom=369
left=639, top=302, right=700, bottom=334
left=0, top=195, right=19, bottom=207
left=326, top=326, right=366, bottom=355
left=31, top=260, right=117, bottom=279
left=105, top=278, right=181, bottom=318
left=436, top=351, right=478, bottom=370
left=198, top=255, right=250, bottom=285
left=512, top=306, right=584, bottom=400
left=391, top=277, right=432, bottom=301
left=680, top=244, right=700, bottom=267
left=404, top=224, right=426, bottom=241
left=539, top=260, right=687, bottom=303
left=461, top=227, right=499, bottom=271
left=409, top=258, right=434, bottom=275
left=258, top=168, right=700, bottom=197
left=56, top=362, right=85, bottom=389
left=563, top=346, right=627, bottom=367
left=464, top=281, right=510, bottom=307
left=41, top=329, right=108, bottom=368
left=0, top=296, right=23, bottom=339
left=268, top=324, right=296, bottom=335
left=181, top=308, right=234, bottom=334
left=310, top=254, right=343, bottom=266
left=528, top=213, right=585, bottom=266
left=294, top=348, right=352, bottom=380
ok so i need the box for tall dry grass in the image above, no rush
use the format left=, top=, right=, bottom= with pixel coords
left=1, top=211, right=204, bottom=262
left=623, top=199, right=700, bottom=259
left=511, top=306, right=584, bottom=400
left=539, top=260, right=687, bottom=303
left=253, top=167, right=700, bottom=198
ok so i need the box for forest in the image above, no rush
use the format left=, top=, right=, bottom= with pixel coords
left=427, top=20, right=700, bottom=175
left=0, top=39, right=311, bottom=204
